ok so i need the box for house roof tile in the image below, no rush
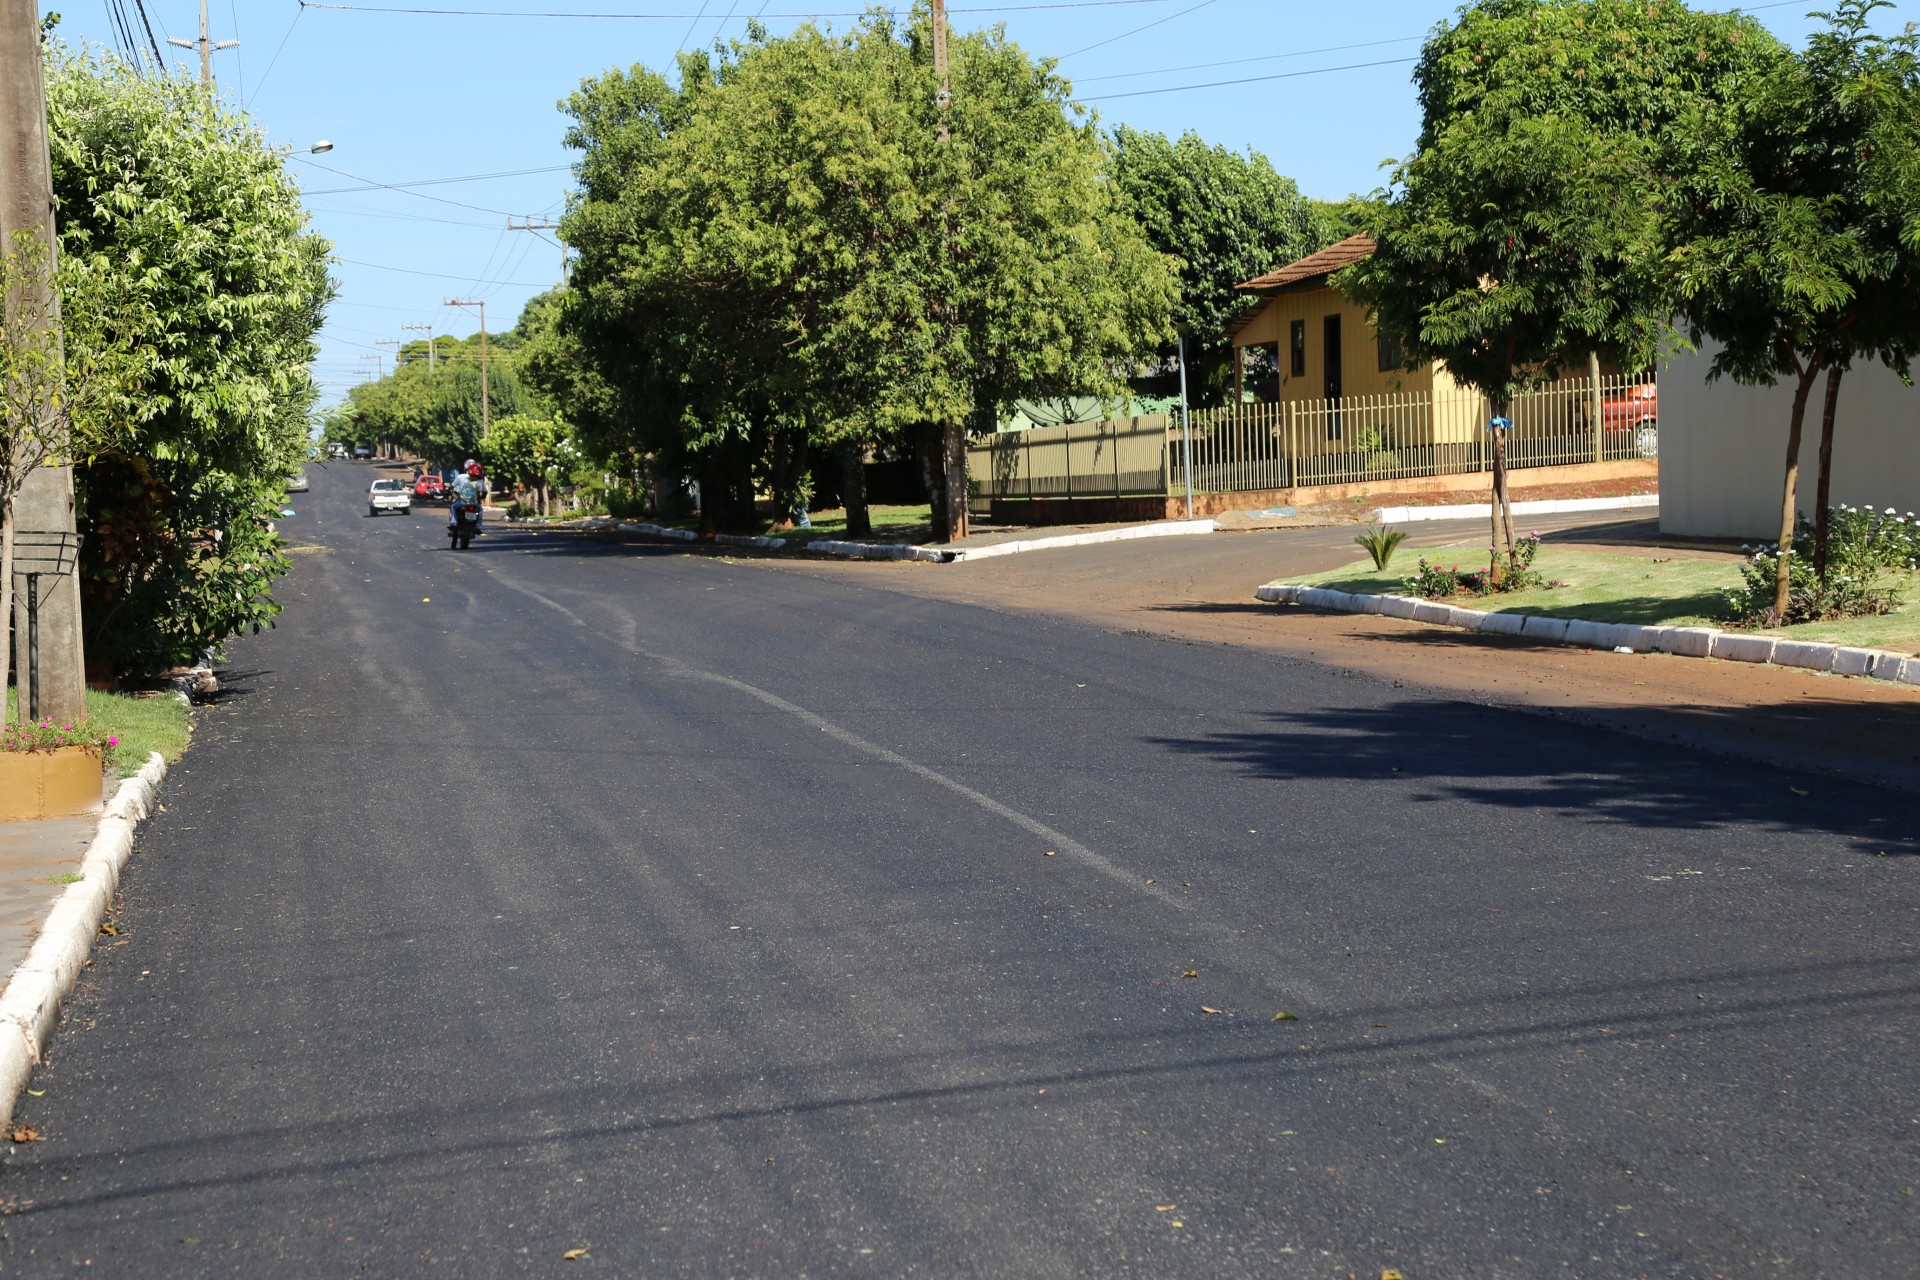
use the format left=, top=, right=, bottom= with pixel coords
left=1237, top=233, right=1376, bottom=294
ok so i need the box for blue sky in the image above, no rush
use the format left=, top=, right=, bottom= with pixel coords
left=52, top=0, right=1904, bottom=406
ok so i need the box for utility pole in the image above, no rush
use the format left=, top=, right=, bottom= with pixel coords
left=444, top=298, right=490, bottom=438
left=165, top=0, right=238, bottom=88
left=401, top=321, right=436, bottom=372
left=2, top=0, right=88, bottom=724
left=508, top=216, right=567, bottom=285
left=358, top=352, right=384, bottom=380
left=931, top=0, right=951, bottom=142
left=928, top=0, right=967, bottom=538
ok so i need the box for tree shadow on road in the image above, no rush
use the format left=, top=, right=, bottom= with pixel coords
left=1146, top=699, right=1920, bottom=855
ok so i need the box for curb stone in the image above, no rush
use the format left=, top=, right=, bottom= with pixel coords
left=1262, top=585, right=1920, bottom=688
left=1372, top=493, right=1660, bottom=524
left=0, top=753, right=167, bottom=1130
left=536, top=516, right=1219, bottom=564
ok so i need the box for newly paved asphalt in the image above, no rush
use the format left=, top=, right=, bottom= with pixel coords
left=1, top=463, right=1914, bottom=1277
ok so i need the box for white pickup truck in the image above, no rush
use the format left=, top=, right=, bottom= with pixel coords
left=368, top=478, right=412, bottom=516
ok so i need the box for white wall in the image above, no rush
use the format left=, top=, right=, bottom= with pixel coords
left=1661, top=344, right=1920, bottom=538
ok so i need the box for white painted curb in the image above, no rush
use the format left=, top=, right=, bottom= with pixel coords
left=0, top=753, right=167, bottom=1130
left=946, top=519, right=1217, bottom=562
left=559, top=517, right=1218, bottom=564
left=1372, top=493, right=1659, bottom=524
left=1254, top=582, right=1920, bottom=688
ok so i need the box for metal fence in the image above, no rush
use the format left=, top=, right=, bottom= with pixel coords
left=967, top=376, right=1656, bottom=510
left=967, top=414, right=1170, bottom=513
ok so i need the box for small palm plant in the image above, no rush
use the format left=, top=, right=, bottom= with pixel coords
left=1354, top=524, right=1409, bottom=570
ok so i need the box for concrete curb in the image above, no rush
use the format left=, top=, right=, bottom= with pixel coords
left=946, top=519, right=1217, bottom=562
left=0, top=753, right=167, bottom=1130
left=535, top=516, right=1219, bottom=563
left=1372, top=493, right=1659, bottom=524
left=1254, top=582, right=1920, bottom=688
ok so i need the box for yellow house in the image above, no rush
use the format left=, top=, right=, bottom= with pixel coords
left=1227, top=234, right=1484, bottom=445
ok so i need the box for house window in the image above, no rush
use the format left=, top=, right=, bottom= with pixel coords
left=1377, top=331, right=1402, bottom=372
left=1289, top=320, right=1306, bottom=377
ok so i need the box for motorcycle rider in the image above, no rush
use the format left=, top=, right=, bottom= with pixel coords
left=447, top=461, right=482, bottom=535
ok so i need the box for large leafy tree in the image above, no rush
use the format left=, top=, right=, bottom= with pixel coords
left=43, top=45, right=334, bottom=676
left=1108, top=126, right=1333, bottom=405
left=1666, top=0, right=1920, bottom=614
left=1342, top=0, right=1782, bottom=561
left=554, top=12, right=1175, bottom=539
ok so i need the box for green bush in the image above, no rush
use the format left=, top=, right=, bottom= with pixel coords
left=1353, top=524, right=1408, bottom=570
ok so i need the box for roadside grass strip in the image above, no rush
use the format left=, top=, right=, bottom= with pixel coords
left=5, top=688, right=190, bottom=779
left=1259, top=549, right=1920, bottom=686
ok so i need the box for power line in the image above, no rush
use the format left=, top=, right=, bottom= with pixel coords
left=1059, top=0, right=1219, bottom=60
left=1081, top=55, right=1418, bottom=100
left=298, top=0, right=1187, bottom=17
left=303, top=164, right=571, bottom=195
left=337, top=255, right=545, bottom=285
left=291, top=156, right=536, bottom=217
left=248, top=3, right=305, bottom=106
left=1073, top=35, right=1420, bottom=84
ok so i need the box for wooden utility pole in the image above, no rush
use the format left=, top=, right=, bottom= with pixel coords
left=165, top=0, right=238, bottom=88
left=928, top=0, right=968, bottom=539
left=444, top=298, right=490, bottom=438
left=508, top=216, right=567, bottom=285
left=2, top=0, right=87, bottom=724
left=401, top=321, right=436, bottom=371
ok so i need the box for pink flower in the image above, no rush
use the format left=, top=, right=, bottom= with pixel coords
left=107, top=736, right=120, bottom=747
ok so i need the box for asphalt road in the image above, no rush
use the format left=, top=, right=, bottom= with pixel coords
left=1, top=462, right=1915, bottom=1277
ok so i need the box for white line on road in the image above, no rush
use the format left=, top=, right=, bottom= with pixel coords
left=492, top=577, right=1187, bottom=908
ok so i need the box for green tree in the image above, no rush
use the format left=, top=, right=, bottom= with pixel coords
left=1342, top=0, right=1781, bottom=564
left=556, top=12, right=1175, bottom=540
left=44, top=45, right=334, bottom=677
left=0, top=237, right=144, bottom=721
left=1108, top=126, right=1331, bottom=405
left=1666, top=0, right=1920, bottom=613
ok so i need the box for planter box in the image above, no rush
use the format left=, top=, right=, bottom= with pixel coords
left=0, top=746, right=105, bottom=821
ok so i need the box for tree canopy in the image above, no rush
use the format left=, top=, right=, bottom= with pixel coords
left=1107, top=126, right=1339, bottom=405
left=549, top=12, right=1176, bottom=537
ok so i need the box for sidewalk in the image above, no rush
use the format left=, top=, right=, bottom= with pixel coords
left=0, top=758, right=167, bottom=1127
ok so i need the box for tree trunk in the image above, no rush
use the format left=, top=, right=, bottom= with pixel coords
left=839, top=442, right=871, bottom=538
left=1812, top=365, right=1844, bottom=583
left=1488, top=400, right=1514, bottom=574
left=939, top=419, right=968, bottom=543
left=0, top=505, right=14, bottom=728
left=1774, top=357, right=1824, bottom=618
left=919, top=423, right=947, bottom=537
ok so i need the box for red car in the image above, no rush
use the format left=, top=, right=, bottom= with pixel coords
left=413, top=472, right=446, bottom=502
left=1601, top=383, right=1658, bottom=458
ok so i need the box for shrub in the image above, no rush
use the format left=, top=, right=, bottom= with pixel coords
left=1724, top=546, right=1902, bottom=626
left=1, top=718, right=118, bottom=755
left=1354, top=524, right=1409, bottom=570
left=1404, top=557, right=1466, bottom=598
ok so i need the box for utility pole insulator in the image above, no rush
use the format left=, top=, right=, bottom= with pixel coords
left=507, top=216, right=568, bottom=286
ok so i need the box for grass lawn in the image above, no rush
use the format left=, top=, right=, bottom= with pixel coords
left=767, top=505, right=931, bottom=542
left=6, top=687, right=191, bottom=778
left=1282, top=549, right=1920, bottom=655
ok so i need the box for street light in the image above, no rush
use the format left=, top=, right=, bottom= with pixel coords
left=305, top=141, right=335, bottom=155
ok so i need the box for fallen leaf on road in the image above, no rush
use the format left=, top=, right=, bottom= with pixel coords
left=1271, top=1011, right=1299, bottom=1022
left=1145, top=879, right=1156, bottom=885
left=98, top=921, right=118, bottom=936
left=1201, top=1006, right=1224, bottom=1014
left=1044, top=850, right=1056, bottom=857
left=422, top=598, right=430, bottom=603
left=10, top=1126, right=41, bottom=1143
left=563, top=1247, right=589, bottom=1260
left=1371, top=1023, right=1388, bottom=1028
left=1790, top=786, right=1811, bottom=797
left=1179, top=970, right=1198, bottom=980
left=1383, top=1271, right=1405, bottom=1280
left=1155, top=1205, right=1176, bottom=1212
left=25, top=1090, right=43, bottom=1097
left=1170, top=1220, right=1184, bottom=1228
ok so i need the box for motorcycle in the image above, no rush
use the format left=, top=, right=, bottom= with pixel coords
left=448, top=501, right=482, bottom=550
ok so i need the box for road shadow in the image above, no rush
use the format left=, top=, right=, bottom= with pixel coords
left=1146, top=699, right=1920, bottom=854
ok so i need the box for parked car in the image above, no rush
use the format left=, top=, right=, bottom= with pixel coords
left=1602, top=383, right=1659, bottom=458
left=353, top=445, right=373, bottom=460
left=328, top=443, right=348, bottom=459
left=368, top=478, right=412, bottom=516
left=413, top=472, right=446, bottom=502
left=287, top=471, right=310, bottom=493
